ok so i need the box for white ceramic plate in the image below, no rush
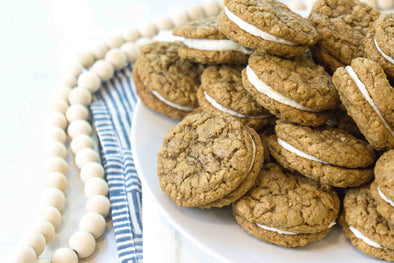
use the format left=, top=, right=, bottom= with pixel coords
left=131, top=101, right=379, bottom=263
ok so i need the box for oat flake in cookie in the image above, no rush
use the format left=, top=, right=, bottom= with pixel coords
left=218, top=0, right=319, bottom=58
left=242, top=52, right=338, bottom=127
left=133, top=42, right=204, bottom=120
left=197, top=65, right=274, bottom=130
left=172, top=17, right=252, bottom=65
left=370, top=150, right=394, bottom=224
left=339, top=186, right=394, bottom=261
left=309, top=0, right=380, bottom=66
left=333, top=58, right=394, bottom=150
left=233, top=163, right=340, bottom=248
left=157, top=111, right=264, bottom=208
left=365, top=13, right=394, bottom=79
left=267, top=121, right=375, bottom=188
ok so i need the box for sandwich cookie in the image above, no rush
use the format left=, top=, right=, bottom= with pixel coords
left=309, top=0, right=380, bottom=65
left=365, top=13, right=394, bottom=79
left=267, top=121, right=375, bottom=188
left=370, top=150, right=394, bottom=224
left=172, top=16, right=252, bottom=65
left=197, top=65, right=274, bottom=130
left=157, top=111, right=264, bottom=208
left=333, top=58, right=394, bottom=150
left=218, top=0, right=319, bottom=58
left=242, top=52, right=338, bottom=127
left=133, top=42, right=204, bottom=120
left=233, top=163, right=340, bottom=247
left=310, top=45, right=345, bottom=75
left=339, top=186, right=394, bottom=261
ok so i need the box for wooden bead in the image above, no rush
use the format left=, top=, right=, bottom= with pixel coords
left=84, top=178, right=108, bottom=197
left=57, top=74, right=77, bottom=88
left=22, top=230, right=46, bottom=256
left=135, top=37, right=153, bottom=47
left=377, top=0, right=393, bottom=9
left=44, top=141, right=67, bottom=159
left=52, top=85, right=72, bottom=101
left=45, top=112, right=67, bottom=130
left=154, top=17, right=174, bottom=30
left=170, top=11, right=190, bottom=26
left=70, top=134, right=94, bottom=154
left=68, top=120, right=92, bottom=139
left=43, top=157, right=68, bottom=176
left=68, top=87, right=92, bottom=106
left=45, top=172, right=68, bottom=193
left=138, top=23, right=158, bottom=38
left=75, top=148, right=99, bottom=169
left=80, top=162, right=105, bottom=183
left=85, top=195, right=110, bottom=217
left=91, top=42, right=109, bottom=60
left=41, top=188, right=66, bottom=211
left=122, top=28, right=141, bottom=42
left=77, top=71, right=101, bottom=93
left=51, top=247, right=78, bottom=263
left=68, top=231, right=96, bottom=258
left=66, top=104, right=89, bottom=122
left=289, top=0, right=306, bottom=10
left=218, top=0, right=225, bottom=7
left=30, top=220, right=55, bottom=243
left=38, top=206, right=62, bottom=229
left=187, top=5, right=205, bottom=20
left=106, top=34, right=125, bottom=49
left=65, top=62, right=84, bottom=78
left=91, top=60, right=114, bottom=81
left=121, top=43, right=140, bottom=63
left=76, top=51, right=94, bottom=68
left=37, top=258, right=50, bottom=263
left=105, top=49, right=127, bottom=70
left=202, top=1, right=221, bottom=17
left=79, top=212, right=106, bottom=239
left=8, top=244, right=36, bottom=263
left=44, top=126, right=67, bottom=144
left=48, top=99, right=68, bottom=114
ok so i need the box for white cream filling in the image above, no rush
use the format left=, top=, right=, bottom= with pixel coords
left=204, top=91, right=270, bottom=119
left=378, top=186, right=394, bottom=208
left=349, top=226, right=383, bottom=249
left=256, top=220, right=336, bottom=236
left=224, top=7, right=296, bottom=46
left=245, top=66, right=319, bottom=112
left=248, top=134, right=256, bottom=173
left=183, top=38, right=253, bottom=54
left=277, top=138, right=329, bottom=164
left=345, top=66, right=394, bottom=138
left=151, top=90, right=196, bottom=112
left=374, top=38, right=394, bottom=65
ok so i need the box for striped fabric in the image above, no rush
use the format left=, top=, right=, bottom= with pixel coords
left=90, top=65, right=143, bottom=263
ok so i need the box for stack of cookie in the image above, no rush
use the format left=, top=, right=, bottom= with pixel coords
left=132, top=0, right=394, bottom=259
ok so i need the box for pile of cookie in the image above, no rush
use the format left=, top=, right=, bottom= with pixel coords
left=132, top=0, right=394, bottom=260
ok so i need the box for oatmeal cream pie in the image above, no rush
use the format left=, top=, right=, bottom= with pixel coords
left=333, top=58, right=394, bottom=150
left=310, top=45, right=345, bottom=75
left=267, top=120, right=375, bottom=188
left=133, top=41, right=204, bottom=120
left=309, top=0, right=380, bottom=66
left=157, top=111, right=264, bottom=208
left=233, top=163, right=340, bottom=248
left=197, top=65, right=274, bottom=130
left=242, top=52, right=338, bottom=127
left=218, top=0, right=319, bottom=58
left=370, top=150, right=394, bottom=224
left=365, top=13, right=394, bottom=79
left=172, top=16, right=252, bottom=65
left=340, top=186, right=394, bottom=261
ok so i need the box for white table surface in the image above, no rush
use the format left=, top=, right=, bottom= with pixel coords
left=0, top=0, right=217, bottom=262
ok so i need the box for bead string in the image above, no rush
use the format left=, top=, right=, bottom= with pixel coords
left=8, top=2, right=223, bottom=262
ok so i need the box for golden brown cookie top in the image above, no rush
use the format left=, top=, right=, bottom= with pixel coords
left=157, top=111, right=255, bottom=207
left=374, top=150, right=394, bottom=201
left=374, top=13, right=394, bottom=60
left=233, top=163, right=340, bottom=234
left=172, top=16, right=227, bottom=40
left=309, top=0, right=380, bottom=65
left=224, top=0, right=319, bottom=45
left=134, top=41, right=204, bottom=108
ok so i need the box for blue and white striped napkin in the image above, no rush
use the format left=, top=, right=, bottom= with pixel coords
left=90, top=65, right=142, bottom=263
